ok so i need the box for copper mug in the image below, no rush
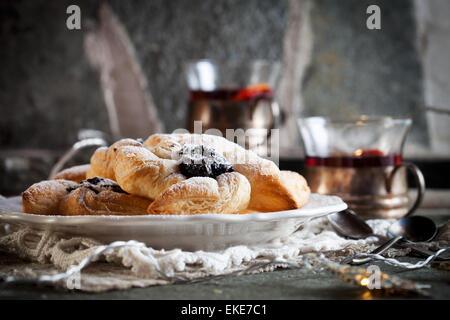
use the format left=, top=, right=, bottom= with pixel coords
left=298, top=116, right=425, bottom=220
left=185, top=60, right=282, bottom=152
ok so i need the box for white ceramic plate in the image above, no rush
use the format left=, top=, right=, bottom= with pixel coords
left=0, top=194, right=346, bottom=251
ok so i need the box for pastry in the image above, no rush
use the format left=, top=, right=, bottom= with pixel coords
left=22, top=133, right=309, bottom=216
left=147, top=174, right=250, bottom=215
left=113, top=143, right=251, bottom=215
left=22, top=177, right=151, bottom=216
left=22, top=179, right=78, bottom=215
left=52, top=164, right=90, bottom=183
left=87, top=138, right=143, bottom=180
left=112, top=145, right=185, bottom=200
left=144, top=133, right=310, bottom=211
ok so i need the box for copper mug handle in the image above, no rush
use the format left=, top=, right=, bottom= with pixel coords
left=387, top=162, right=426, bottom=217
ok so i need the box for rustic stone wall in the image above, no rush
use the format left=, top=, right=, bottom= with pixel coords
left=415, top=0, right=450, bottom=157
left=303, top=0, right=428, bottom=152
left=0, top=0, right=449, bottom=195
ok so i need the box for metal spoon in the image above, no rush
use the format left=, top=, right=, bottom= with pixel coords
left=385, top=215, right=437, bottom=250
left=328, top=210, right=439, bottom=265
left=328, top=209, right=388, bottom=241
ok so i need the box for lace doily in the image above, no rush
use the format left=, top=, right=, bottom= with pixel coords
left=0, top=216, right=445, bottom=292
left=0, top=196, right=449, bottom=292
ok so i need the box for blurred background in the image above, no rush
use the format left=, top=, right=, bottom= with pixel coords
left=1, top=0, right=450, bottom=195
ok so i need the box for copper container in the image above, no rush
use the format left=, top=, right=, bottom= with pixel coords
left=305, top=163, right=424, bottom=219
left=298, top=116, right=425, bottom=220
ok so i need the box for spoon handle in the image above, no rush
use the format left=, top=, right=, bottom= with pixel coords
left=372, top=235, right=437, bottom=257
left=348, top=236, right=404, bottom=265
left=398, top=241, right=450, bottom=261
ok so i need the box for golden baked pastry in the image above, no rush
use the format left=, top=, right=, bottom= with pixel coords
left=144, top=133, right=310, bottom=211
left=22, top=179, right=79, bottom=215
left=113, top=144, right=251, bottom=215
left=147, top=173, right=251, bottom=215
left=22, top=133, right=310, bottom=216
left=87, top=138, right=143, bottom=180
left=52, top=164, right=90, bottom=183
left=113, top=145, right=185, bottom=200
left=22, top=177, right=151, bottom=216
left=83, top=139, right=252, bottom=215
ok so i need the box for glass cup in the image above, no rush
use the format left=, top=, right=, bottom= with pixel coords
left=298, top=116, right=425, bottom=220
left=184, top=60, right=282, bottom=154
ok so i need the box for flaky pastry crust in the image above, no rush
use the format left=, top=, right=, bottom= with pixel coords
left=144, top=134, right=310, bottom=211
left=87, top=138, right=143, bottom=180
left=22, top=178, right=151, bottom=216
left=22, top=180, right=78, bottom=215
left=113, top=145, right=186, bottom=200
left=52, top=164, right=90, bottom=183
left=85, top=139, right=252, bottom=215
left=23, top=134, right=310, bottom=216
left=147, top=172, right=251, bottom=215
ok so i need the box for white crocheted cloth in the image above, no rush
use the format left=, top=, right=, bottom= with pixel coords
left=0, top=196, right=449, bottom=292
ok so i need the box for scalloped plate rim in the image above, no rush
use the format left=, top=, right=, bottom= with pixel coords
left=0, top=193, right=347, bottom=225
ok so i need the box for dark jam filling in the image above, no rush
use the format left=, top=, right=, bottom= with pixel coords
left=66, top=177, right=127, bottom=194
left=177, top=144, right=234, bottom=179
